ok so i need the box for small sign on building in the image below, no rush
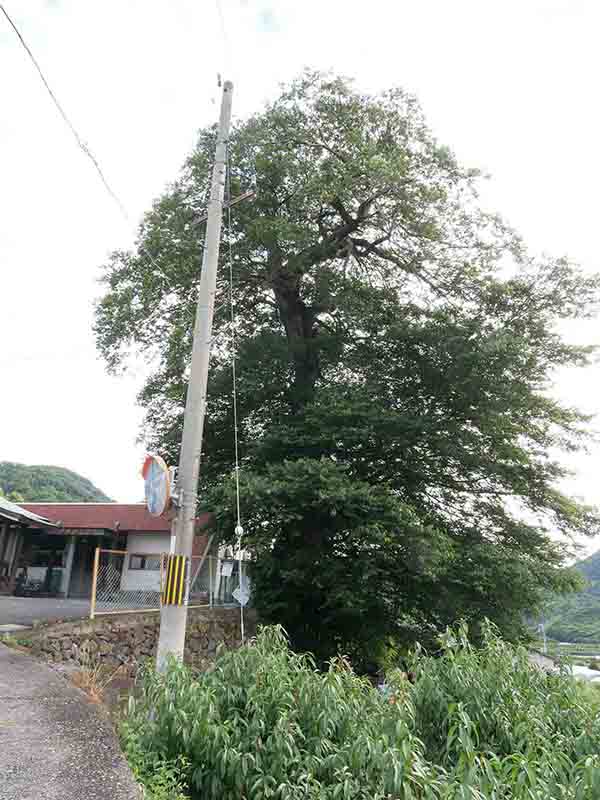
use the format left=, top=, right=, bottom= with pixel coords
left=220, top=560, right=234, bottom=578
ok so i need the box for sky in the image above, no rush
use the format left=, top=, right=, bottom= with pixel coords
left=1, top=1, right=600, bottom=534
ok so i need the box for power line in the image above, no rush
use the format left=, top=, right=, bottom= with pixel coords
left=0, top=2, right=173, bottom=281
left=2, top=3, right=236, bottom=270
left=0, top=3, right=130, bottom=221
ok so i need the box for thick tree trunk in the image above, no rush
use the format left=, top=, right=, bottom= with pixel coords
left=272, top=279, right=319, bottom=410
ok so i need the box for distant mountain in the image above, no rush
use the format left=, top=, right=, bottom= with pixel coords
left=0, top=461, right=111, bottom=503
left=544, top=550, right=600, bottom=642
left=578, top=550, right=600, bottom=583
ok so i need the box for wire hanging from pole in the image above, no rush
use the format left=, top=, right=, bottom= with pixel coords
left=0, top=3, right=162, bottom=275
left=225, top=140, right=245, bottom=645
left=0, top=3, right=127, bottom=218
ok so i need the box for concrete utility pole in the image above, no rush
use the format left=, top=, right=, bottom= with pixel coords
left=156, top=80, right=234, bottom=671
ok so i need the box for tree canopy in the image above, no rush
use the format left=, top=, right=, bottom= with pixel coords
left=0, top=462, right=111, bottom=503
left=95, top=72, right=599, bottom=667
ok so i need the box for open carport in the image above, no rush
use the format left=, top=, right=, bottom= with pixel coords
left=0, top=497, right=59, bottom=595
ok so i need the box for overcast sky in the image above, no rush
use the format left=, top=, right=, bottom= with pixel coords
left=1, top=1, right=599, bottom=539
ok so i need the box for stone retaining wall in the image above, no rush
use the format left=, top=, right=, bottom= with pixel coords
left=23, top=607, right=255, bottom=673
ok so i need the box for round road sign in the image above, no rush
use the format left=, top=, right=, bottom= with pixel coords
left=141, top=454, right=171, bottom=517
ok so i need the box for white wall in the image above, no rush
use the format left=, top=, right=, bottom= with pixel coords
left=120, top=532, right=170, bottom=592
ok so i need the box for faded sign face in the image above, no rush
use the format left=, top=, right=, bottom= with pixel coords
left=143, top=456, right=170, bottom=517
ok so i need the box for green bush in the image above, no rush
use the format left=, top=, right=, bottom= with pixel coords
left=122, top=624, right=600, bottom=799
left=122, top=733, right=190, bottom=800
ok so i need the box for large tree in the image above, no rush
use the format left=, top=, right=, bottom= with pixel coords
left=95, top=72, right=598, bottom=667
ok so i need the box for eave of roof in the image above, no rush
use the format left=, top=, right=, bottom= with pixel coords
left=0, top=497, right=59, bottom=527
left=19, top=503, right=213, bottom=534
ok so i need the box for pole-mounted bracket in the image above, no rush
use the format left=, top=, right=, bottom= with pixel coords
left=193, top=190, right=255, bottom=226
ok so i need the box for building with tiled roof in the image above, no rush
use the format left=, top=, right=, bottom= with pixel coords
left=2, top=503, right=212, bottom=600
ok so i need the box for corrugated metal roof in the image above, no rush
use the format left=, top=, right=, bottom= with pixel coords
left=0, top=497, right=59, bottom=527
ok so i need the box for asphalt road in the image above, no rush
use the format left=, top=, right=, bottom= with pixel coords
left=0, top=597, right=90, bottom=628
left=0, top=643, right=140, bottom=799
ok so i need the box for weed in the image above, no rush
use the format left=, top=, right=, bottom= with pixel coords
left=70, top=640, right=124, bottom=703
left=1, top=634, right=34, bottom=650
left=124, top=730, right=190, bottom=800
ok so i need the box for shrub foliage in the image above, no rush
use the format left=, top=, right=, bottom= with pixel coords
left=122, top=624, right=600, bottom=799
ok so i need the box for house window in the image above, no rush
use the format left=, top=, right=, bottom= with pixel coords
left=129, top=554, right=161, bottom=571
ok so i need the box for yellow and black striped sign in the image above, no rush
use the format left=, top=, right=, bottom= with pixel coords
left=162, top=554, right=188, bottom=606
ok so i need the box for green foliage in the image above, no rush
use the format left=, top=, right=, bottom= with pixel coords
left=96, top=71, right=600, bottom=663
left=538, top=550, right=600, bottom=642
left=0, top=461, right=111, bottom=502
left=1, top=635, right=34, bottom=649
left=577, top=550, right=600, bottom=583
left=124, top=738, right=190, bottom=800
left=407, top=622, right=600, bottom=773
left=0, top=488, right=25, bottom=503
left=218, top=457, right=449, bottom=667
left=544, top=595, right=600, bottom=642
left=122, top=625, right=600, bottom=800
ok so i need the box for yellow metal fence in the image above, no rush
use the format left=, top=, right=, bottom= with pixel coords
left=90, top=548, right=247, bottom=618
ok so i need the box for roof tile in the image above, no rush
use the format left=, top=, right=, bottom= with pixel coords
left=20, top=503, right=212, bottom=534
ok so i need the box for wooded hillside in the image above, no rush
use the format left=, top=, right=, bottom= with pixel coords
left=545, top=550, right=600, bottom=642
left=0, top=461, right=111, bottom=503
